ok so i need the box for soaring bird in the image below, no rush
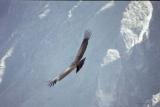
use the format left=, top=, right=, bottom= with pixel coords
left=48, top=30, right=91, bottom=87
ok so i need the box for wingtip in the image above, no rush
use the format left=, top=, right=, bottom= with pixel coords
left=48, top=79, right=57, bottom=87
left=84, top=30, right=92, bottom=39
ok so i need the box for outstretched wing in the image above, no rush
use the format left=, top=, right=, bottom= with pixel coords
left=48, top=65, right=76, bottom=87
left=73, top=30, right=91, bottom=64
left=48, top=30, right=91, bottom=87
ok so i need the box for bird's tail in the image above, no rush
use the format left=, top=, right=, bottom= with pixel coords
left=84, top=30, right=91, bottom=39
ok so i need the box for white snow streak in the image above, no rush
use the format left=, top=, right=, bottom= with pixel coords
left=38, top=4, right=50, bottom=19
left=67, top=1, right=81, bottom=19
left=96, top=1, right=115, bottom=15
left=121, top=1, right=153, bottom=51
left=101, top=49, right=120, bottom=67
left=0, top=47, right=14, bottom=83
left=39, top=9, right=50, bottom=19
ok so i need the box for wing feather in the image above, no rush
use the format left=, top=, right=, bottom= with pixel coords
left=48, top=65, right=76, bottom=87
left=73, top=30, right=91, bottom=63
left=48, top=30, right=91, bottom=87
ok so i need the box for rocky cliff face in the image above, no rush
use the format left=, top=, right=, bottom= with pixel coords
left=0, top=1, right=159, bottom=107
left=110, top=1, right=160, bottom=107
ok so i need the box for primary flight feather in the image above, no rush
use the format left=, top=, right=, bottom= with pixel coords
left=48, top=30, right=91, bottom=87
